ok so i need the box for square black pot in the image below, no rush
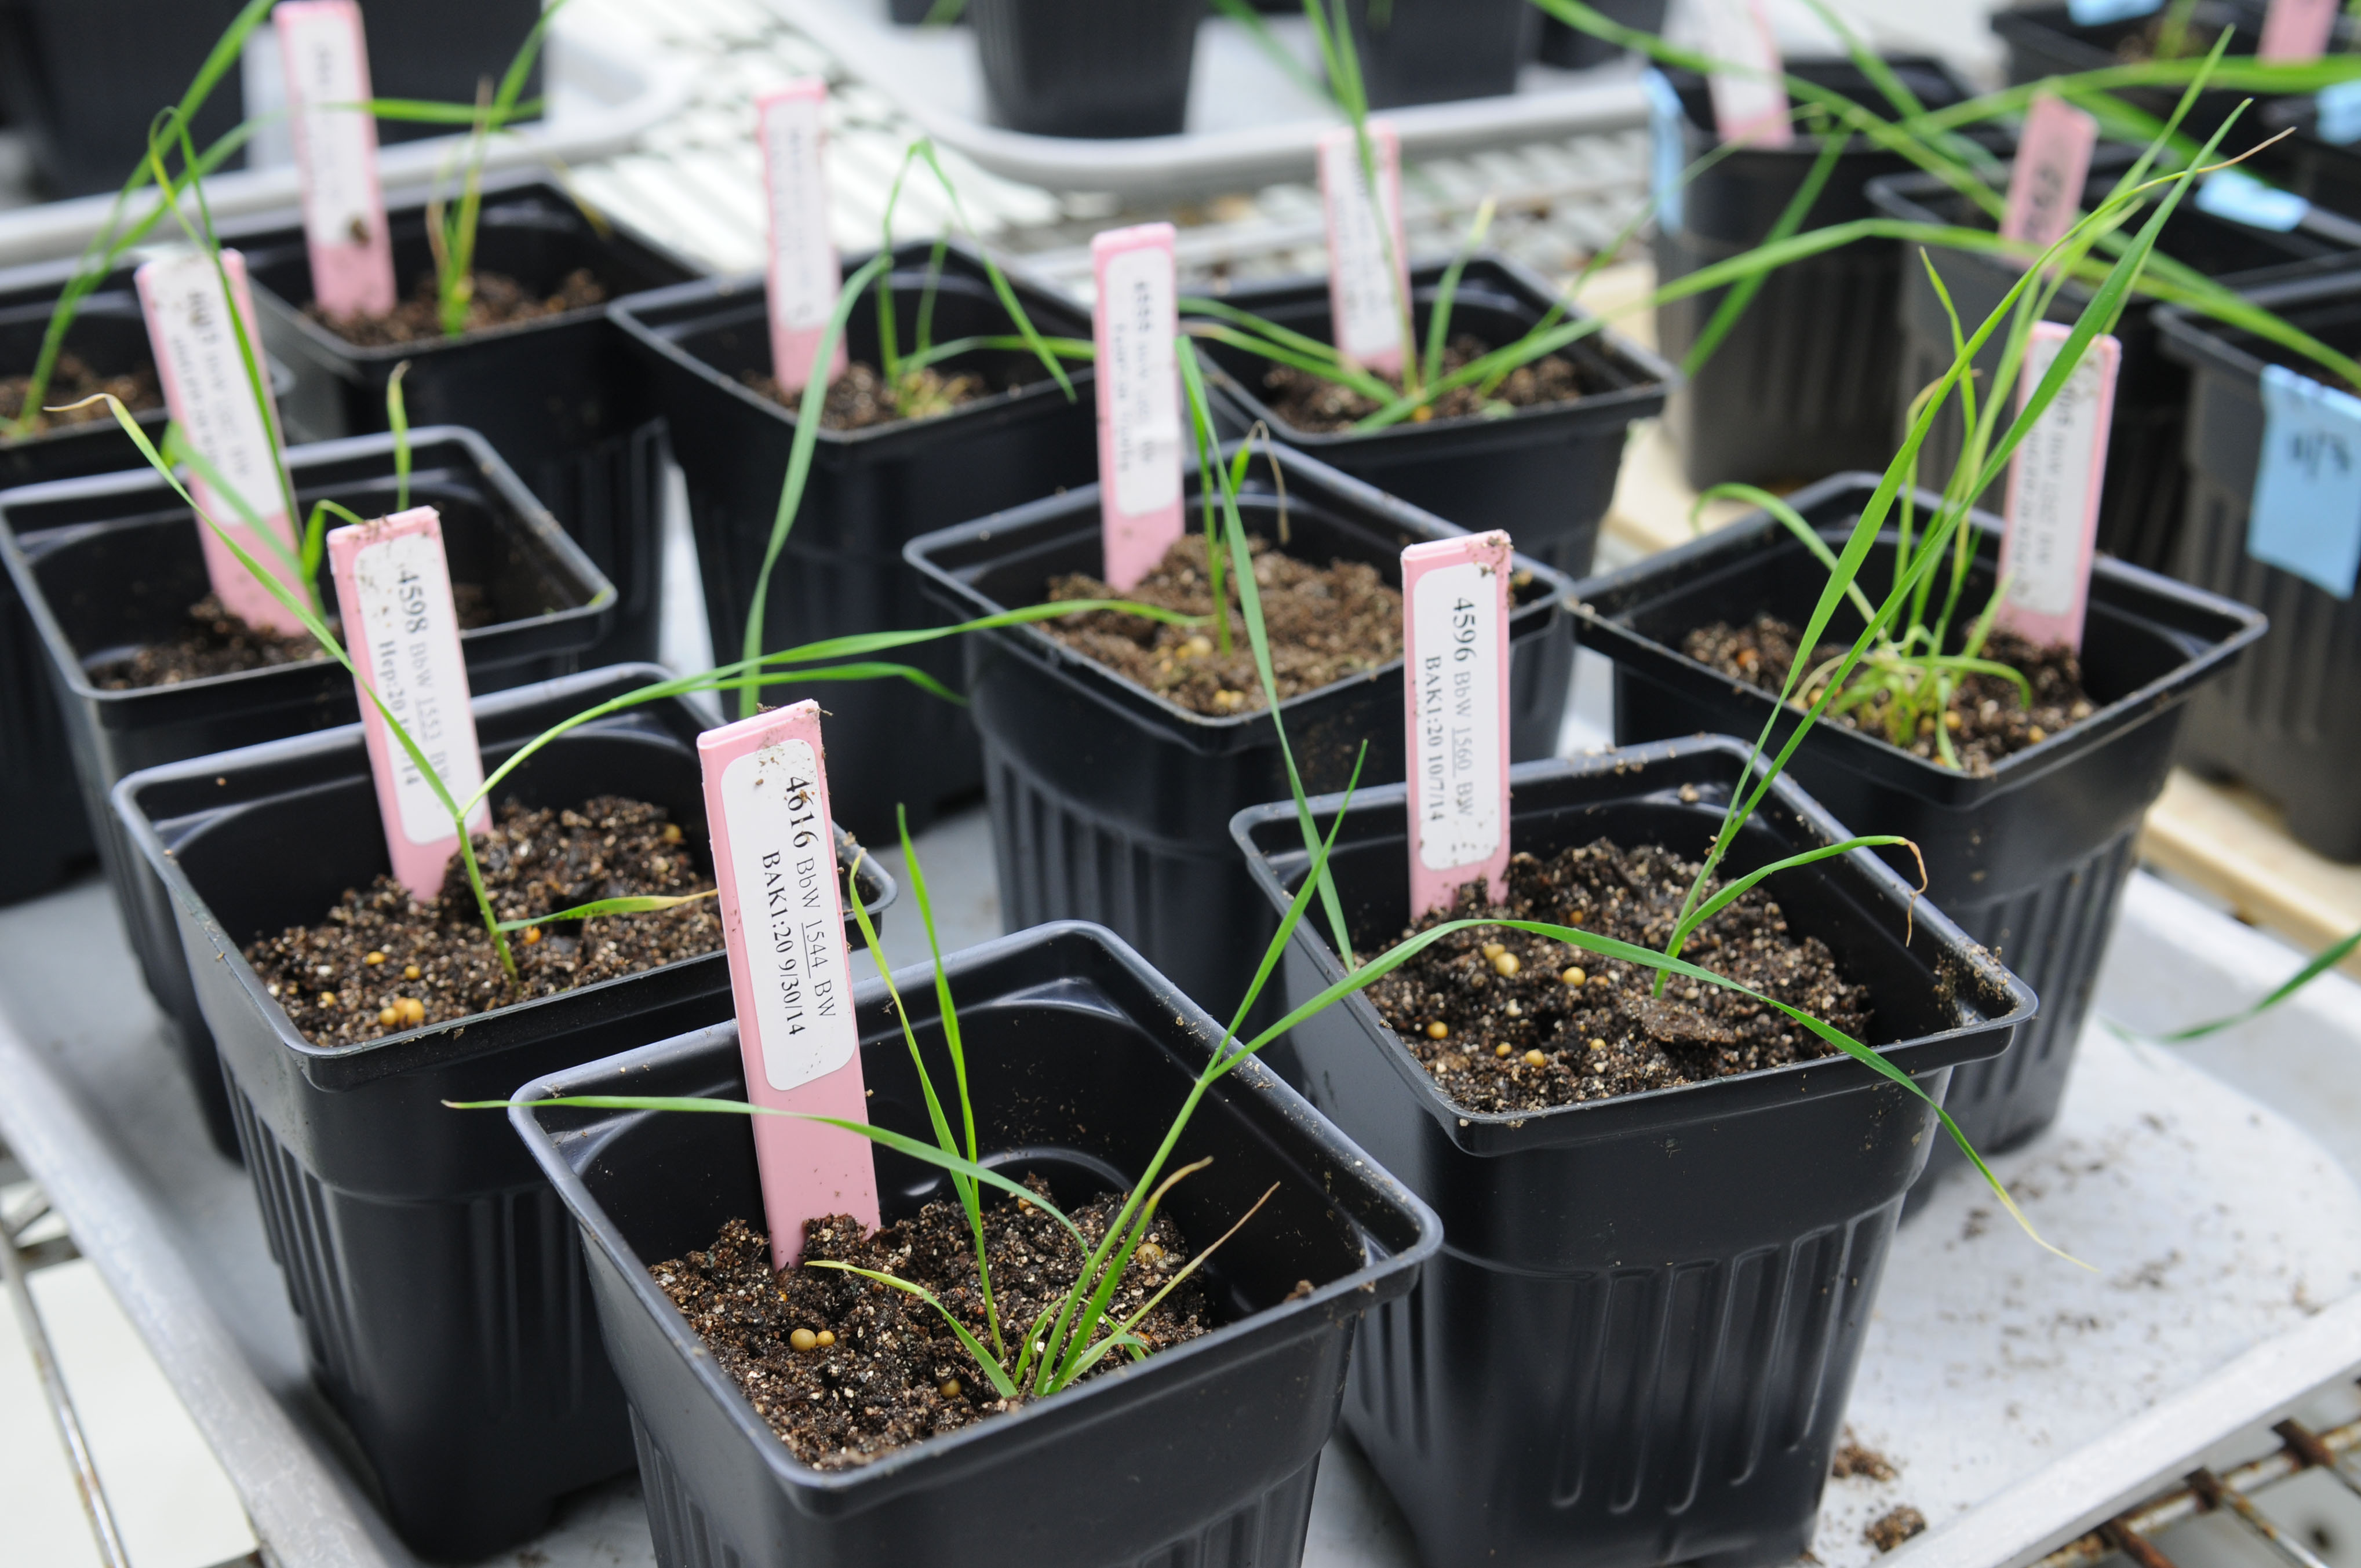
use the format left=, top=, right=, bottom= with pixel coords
left=1343, top=0, right=1539, bottom=108
left=1992, top=2, right=2313, bottom=161
left=1537, top=0, right=1666, bottom=71
left=1568, top=473, right=2264, bottom=1183
left=1, top=426, right=614, bottom=1158
left=1192, top=252, right=1671, bottom=579
left=235, top=174, right=699, bottom=665
left=970, top=0, right=1205, bottom=138
left=1866, top=157, right=2349, bottom=572
left=115, top=663, right=895, bottom=1560
left=1652, top=56, right=1991, bottom=491
left=904, top=441, right=1576, bottom=1028
left=1231, top=741, right=2032, bottom=1568
left=509, top=920, right=1440, bottom=1568
left=2155, top=263, right=2361, bottom=860
left=610, top=242, right=1100, bottom=841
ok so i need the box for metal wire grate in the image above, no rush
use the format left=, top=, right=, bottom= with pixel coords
left=2040, top=1395, right=2361, bottom=1568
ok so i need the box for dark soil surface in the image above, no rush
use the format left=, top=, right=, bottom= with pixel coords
left=1260, top=334, right=1601, bottom=433
left=655, top=1180, right=1215, bottom=1469
left=1364, top=838, right=1872, bottom=1114
left=0, top=355, right=162, bottom=436
left=1045, top=534, right=1404, bottom=716
left=1684, top=614, right=2097, bottom=775
left=89, top=586, right=489, bottom=690
left=306, top=268, right=607, bottom=345
left=245, top=796, right=720, bottom=1045
left=2112, top=17, right=2222, bottom=63
left=739, top=359, right=994, bottom=431
left=1867, top=1506, right=1928, bottom=1552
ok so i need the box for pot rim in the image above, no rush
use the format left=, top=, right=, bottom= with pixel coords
left=609, top=238, right=1098, bottom=453
left=1231, top=739, right=2037, bottom=1157
left=903, top=438, right=1573, bottom=741
left=509, top=918, right=1444, bottom=1507
left=1567, top=472, right=2267, bottom=805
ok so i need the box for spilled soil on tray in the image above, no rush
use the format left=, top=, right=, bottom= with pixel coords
left=1365, top=837, right=1872, bottom=1115
left=307, top=268, right=608, bottom=345
left=246, top=796, right=721, bottom=1045
left=655, top=1180, right=1219, bottom=1468
left=1045, top=533, right=1415, bottom=716
left=89, top=586, right=491, bottom=689
left=1259, top=333, right=1606, bottom=432
left=1683, top=614, right=2097, bottom=775
left=0, top=354, right=163, bottom=436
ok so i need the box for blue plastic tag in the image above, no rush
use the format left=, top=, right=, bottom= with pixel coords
left=2068, top=0, right=2162, bottom=21
left=2318, top=79, right=2361, bottom=145
left=2250, top=363, right=2361, bottom=599
left=2196, top=169, right=2313, bottom=233
left=1645, top=70, right=1685, bottom=234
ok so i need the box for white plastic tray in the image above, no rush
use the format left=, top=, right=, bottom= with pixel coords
left=766, top=0, right=1650, bottom=201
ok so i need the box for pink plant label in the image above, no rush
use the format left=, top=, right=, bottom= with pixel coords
left=698, top=703, right=876, bottom=1269
left=277, top=0, right=395, bottom=319
left=757, top=80, right=847, bottom=395
left=1701, top=0, right=1792, bottom=149
left=1092, top=223, right=1184, bottom=592
left=2260, top=0, right=2340, bottom=62
left=2001, top=94, right=2098, bottom=250
left=1998, top=323, right=2120, bottom=651
left=1403, top=533, right=1514, bottom=917
left=136, top=248, right=306, bottom=636
left=1318, top=122, right=1409, bottom=375
left=327, top=507, right=489, bottom=899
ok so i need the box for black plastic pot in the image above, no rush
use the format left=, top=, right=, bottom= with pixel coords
left=509, top=920, right=1438, bottom=1568
left=1866, top=160, right=2346, bottom=573
left=968, top=0, right=1205, bottom=138
left=0, top=0, right=543, bottom=199
left=235, top=175, right=698, bottom=665
left=611, top=243, right=1099, bottom=841
left=2260, top=94, right=2361, bottom=218
left=1231, top=741, right=2032, bottom=1568
left=1652, top=57, right=1988, bottom=491
left=2155, top=266, right=2361, bottom=860
left=1992, top=2, right=2305, bottom=161
left=114, top=663, right=895, bottom=1561
left=1, top=428, right=614, bottom=1159
left=1568, top=473, right=2265, bottom=1190
left=1, top=257, right=169, bottom=903
left=1342, top=0, right=1539, bottom=107
left=1194, top=254, right=1671, bottom=579
left=1537, top=0, right=1667, bottom=71
left=906, top=442, right=1576, bottom=1027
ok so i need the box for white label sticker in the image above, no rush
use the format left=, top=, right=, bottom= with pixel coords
left=1320, top=126, right=1405, bottom=368
left=282, top=7, right=378, bottom=250
left=720, top=739, right=860, bottom=1093
left=349, top=530, right=485, bottom=846
left=1696, top=0, right=1791, bottom=148
left=760, top=91, right=836, bottom=334
left=1101, top=244, right=1182, bottom=519
left=1411, top=561, right=1504, bottom=873
left=144, top=251, right=283, bottom=524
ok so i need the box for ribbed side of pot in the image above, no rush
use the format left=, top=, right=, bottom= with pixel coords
left=1655, top=230, right=1900, bottom=490
left=1922, top=825, right=2139, bottom=1161
left=1349, top=1206, right=1896, bottom=1568
left=514, top=417, right=668, bottom=668
left=632, top=1409, right=1322, bottom=1568
left=1891, top=311, right=2188, bottom=573
left=983, top=741, right=1262, bottom=1024
left=226, top=1083, right=633, bottom=1556
left=0, top=579, right=91, bottom=902
left=2171, top=468, right=2361, bottom=861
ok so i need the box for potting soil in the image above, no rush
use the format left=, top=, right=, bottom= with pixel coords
left=738, top=359, right=1003, bottom=431
left=304, top=268, right=608, bottom=345
left=1045, top=533, right=1404, bottom=716
left=0, top=354, right=162, bottom=434
left=1364, top=838, right=1872, bottom=1114
left=90, top=586, right=492, bottom=690
left=654, top=1179, right=1218, bottom=1469
left=1259, top=333, right=1603, bottom=432
left=244, top=795, right=720, bottom=1045
left=1685, top=614, right=2097, bottom=775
